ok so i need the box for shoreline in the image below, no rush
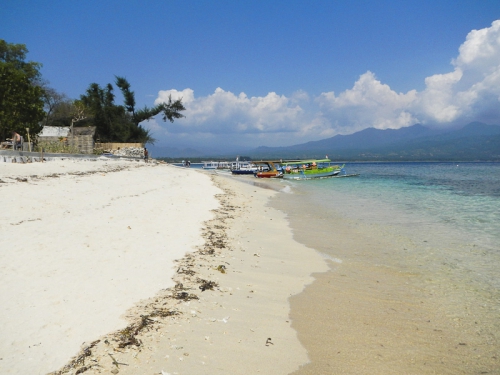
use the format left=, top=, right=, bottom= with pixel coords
left=0, top=161, right=328, bottom=374
left=3, top=161, right=495, bottom=374
left=270, top=183, right=500, bottom=374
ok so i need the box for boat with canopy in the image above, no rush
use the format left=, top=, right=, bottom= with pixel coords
left=281, top=159, right=344, bottom=180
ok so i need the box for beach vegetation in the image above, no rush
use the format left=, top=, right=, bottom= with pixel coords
left=35, top=140, right=80, bottom=154
left=79, top=76, right=186, bottom=145
left=0, top=39, right=45, bottom=142
left=40, top=84, right=87, bottom=129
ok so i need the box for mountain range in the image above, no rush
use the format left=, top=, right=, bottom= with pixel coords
left=151, top=122, right=500, bottom=161
left=250, top=122, right=500, bottom=161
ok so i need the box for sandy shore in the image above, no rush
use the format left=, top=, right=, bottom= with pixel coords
left=270, top=185, right=500, bottom=375
left=0, top=160, right=327, bottom=375
left=3, top=160, right=498, bottom=374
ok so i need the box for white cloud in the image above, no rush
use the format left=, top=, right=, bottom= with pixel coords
left=316, top=71, right=418, bottom=133
left=155, top=88, right=195, bottom=104
left=417, top=19, right=500, bottom=124
left=152, top=20, right=500, bottom=148
left=315, top=20, right=500, bottom=132
left=155, top=87, right=304, bottom=135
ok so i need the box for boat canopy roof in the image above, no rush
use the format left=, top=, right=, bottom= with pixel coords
left=252, top=160, right=282, bottom=165
left=281, top=158, right=331, bottom=165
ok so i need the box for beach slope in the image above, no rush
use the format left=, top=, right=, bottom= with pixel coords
left=0, top=161, right=327, bottom=375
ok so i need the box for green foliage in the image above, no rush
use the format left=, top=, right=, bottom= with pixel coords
left=40, top=83, right=76, bottom=127
left=80, top=76, right=185, bottom=145
left=0, top=39, right=45, bottom=141
left=36, top=140, right=80, bottom=154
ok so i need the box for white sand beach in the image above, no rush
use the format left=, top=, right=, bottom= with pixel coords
left=0, top=160, right=328, bottom=375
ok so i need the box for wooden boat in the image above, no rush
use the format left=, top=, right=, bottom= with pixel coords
left=282, top=159, right=344, bottom=180
left=252, top=160, right=283, bottom=178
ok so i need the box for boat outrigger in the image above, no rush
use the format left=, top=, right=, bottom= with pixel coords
left=282, top=159, right=344, bottom=180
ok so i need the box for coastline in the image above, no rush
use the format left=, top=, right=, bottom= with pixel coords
left=270, top=184, right=500, bottom=374
left=0, top=162, right=328, bottom=374
left=3, top=161, right=496, bottom=374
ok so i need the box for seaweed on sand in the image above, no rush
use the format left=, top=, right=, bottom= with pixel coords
left=198, top=278, right=219, bottom=291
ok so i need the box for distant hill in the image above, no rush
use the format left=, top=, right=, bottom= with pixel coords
left=249, top=122, right=500, bottom=161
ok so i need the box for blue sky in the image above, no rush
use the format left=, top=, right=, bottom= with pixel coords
left=2, top=0, right=500, bottom=152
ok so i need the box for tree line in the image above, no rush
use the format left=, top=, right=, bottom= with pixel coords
left=0, top=39, right=185, bottom=145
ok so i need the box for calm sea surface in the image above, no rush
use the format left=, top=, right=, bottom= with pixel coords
left=299, top=162, right=500, bottom=249
left=279, top=162, right=500, bottom=282
left=265, top=162, right=500, bottom=373
left=199, top=161, right=500, bottom=370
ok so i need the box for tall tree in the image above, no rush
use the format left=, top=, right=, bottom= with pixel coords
left=115, top=76, right=186, bottom=127
left=0, top=40, right=45, bottom=141
left=39, top=81, right=72, bottom=126
left=80, top=76, right=186, bottom=144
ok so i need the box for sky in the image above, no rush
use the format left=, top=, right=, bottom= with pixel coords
left=2, top=0, right=500, bottom=152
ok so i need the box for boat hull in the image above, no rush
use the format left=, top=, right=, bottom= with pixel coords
left=283, top=168, right=341, bottom=180
left=231, top=169, right=256, bottom=175
left=254, top=171, right=282, bottom=178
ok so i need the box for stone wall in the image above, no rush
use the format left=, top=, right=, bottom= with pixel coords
left=37, top=126, right=96, bottom=154
left=68, top=134, right=94, bottom=154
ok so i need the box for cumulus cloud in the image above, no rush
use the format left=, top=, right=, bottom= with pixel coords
left=155, top=87, right=304, bottom=135
left=152, top=20, right=500, bottom=147
left=317, top=20, right=500, bottom=132
left=417, top=19, right=500, bottom=125
left=316, top=71, right=419, bottom=133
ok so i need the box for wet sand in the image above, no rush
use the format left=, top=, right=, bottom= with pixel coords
left=270, top=189, right=500, bottom=374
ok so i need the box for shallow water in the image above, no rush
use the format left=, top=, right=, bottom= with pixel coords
left=260, top=162, right=500, bottom=373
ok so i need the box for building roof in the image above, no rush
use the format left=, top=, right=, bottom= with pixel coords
left=38, top=126, right=70, bottom=137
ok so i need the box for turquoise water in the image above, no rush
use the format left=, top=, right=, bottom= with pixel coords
left=263, top=162, right=500, bottom=372
left=275, top=162, right=500, bottom=303
left=218, top=161, right=500, bottom=371
left=287, top=162, right=500, bottom=251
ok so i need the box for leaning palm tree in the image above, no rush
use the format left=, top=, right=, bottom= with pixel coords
left=115, top=76, right=186, bottom=134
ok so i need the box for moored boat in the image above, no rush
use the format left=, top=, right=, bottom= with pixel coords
left=282, top=159, right=344, bottom=180
left=230, top=156, right=258, bottom=175
left=202, top=161, right=230, bottom=170
left=253, top=160, right=283, bottom=178
left=231, top=162, right=258, bottom=175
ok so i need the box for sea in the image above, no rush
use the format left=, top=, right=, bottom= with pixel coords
left=179, top=161, right=500, bottom=371
left=288, top=161, right=500, bottom=250
left=266, top=161, right=500, bottom=373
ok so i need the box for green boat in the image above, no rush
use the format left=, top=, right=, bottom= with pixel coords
left=282, top=159, right=344, bottom=180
